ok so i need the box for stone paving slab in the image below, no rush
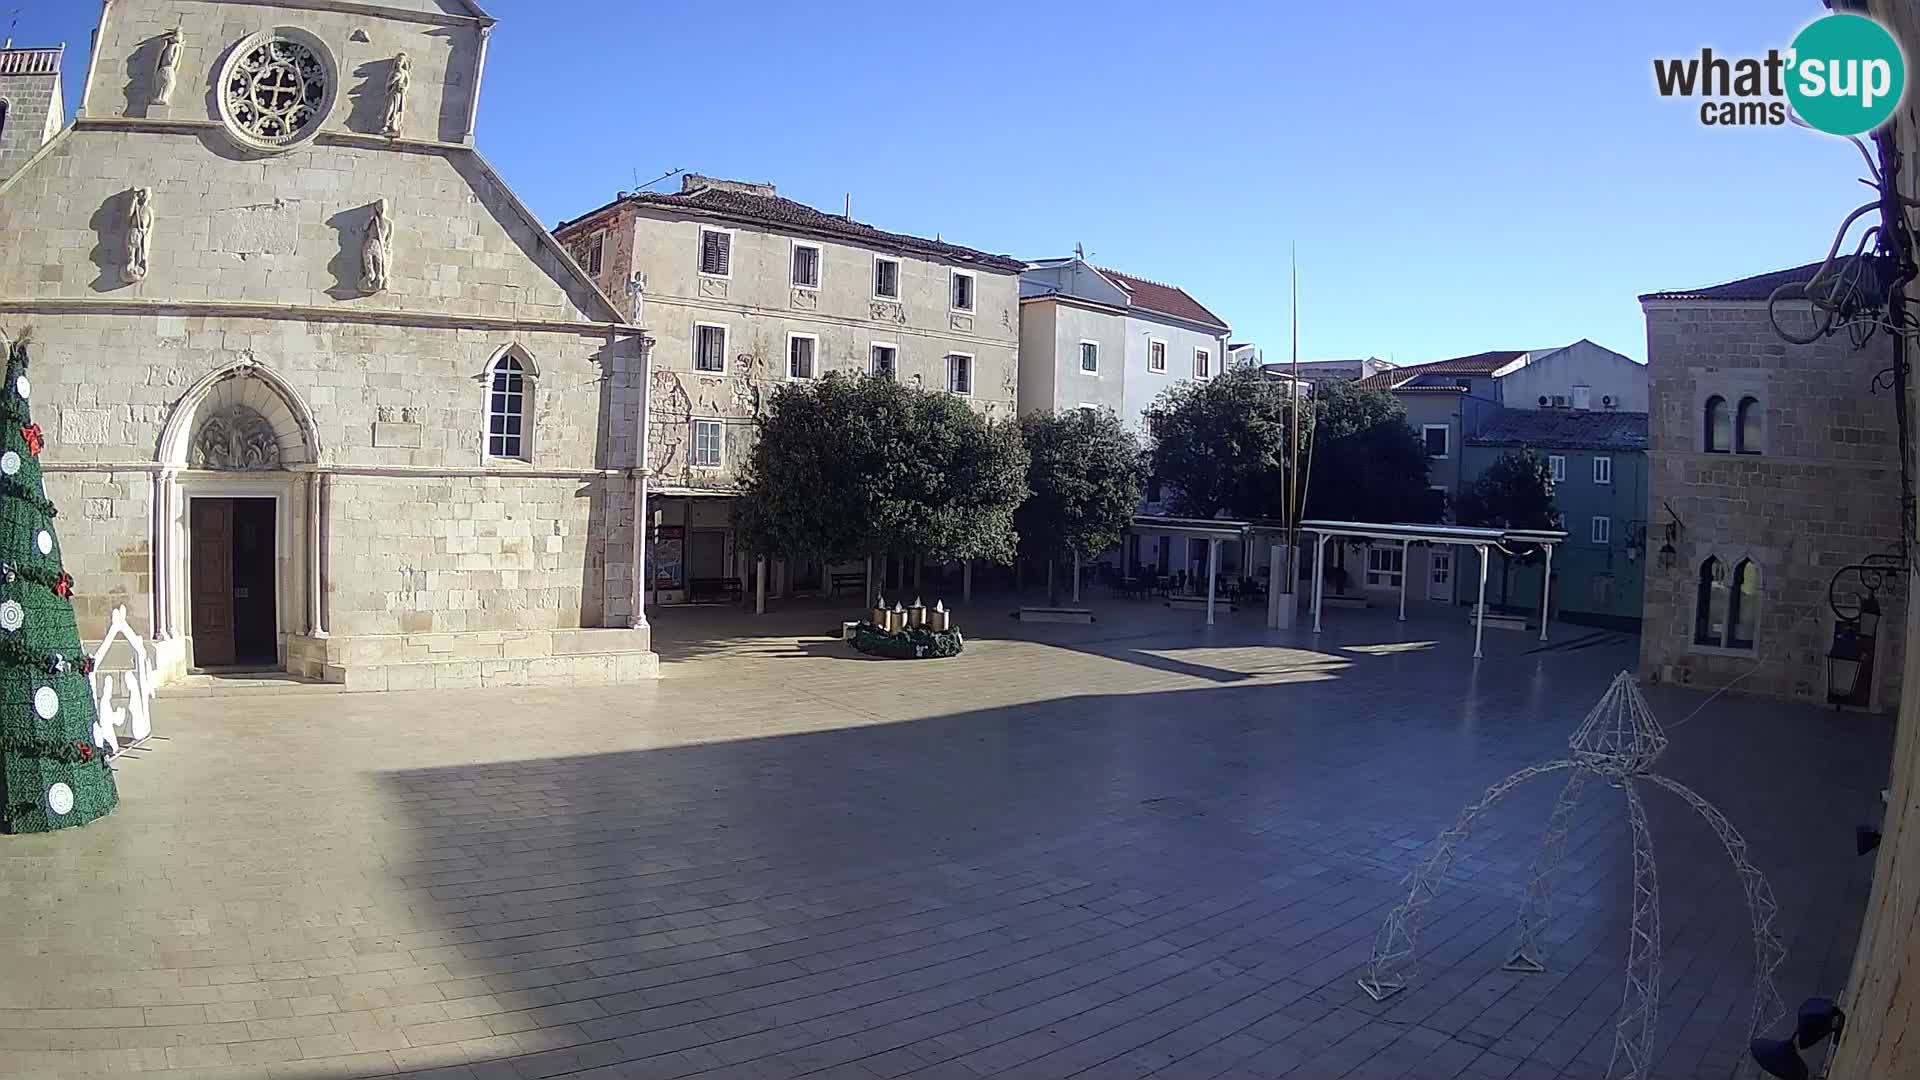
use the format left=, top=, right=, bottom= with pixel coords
left=0, top=597, right=1890, bottom=1078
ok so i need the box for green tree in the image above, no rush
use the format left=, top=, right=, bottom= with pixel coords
left=1454, top=448, right=1559, bottom=607
left=1303, top=379, right=1446, bottom=525
left=0, top=336, right=118, bottom=834
left=1016, top=409, right=1146, bottom=604
left=1143, top=366, right=1292, bottom=518
left=733, top=373, right=1028, bottom=587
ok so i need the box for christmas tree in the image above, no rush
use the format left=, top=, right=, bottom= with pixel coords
left=0, top=336, right=116, bottom=833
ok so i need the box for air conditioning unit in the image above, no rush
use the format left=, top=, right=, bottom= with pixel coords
left=1602, top=394, right=1616, bottom=409
left=1538, top=395, right=1550, bottom=406
left=1550, top=395, right=1568, bottom=408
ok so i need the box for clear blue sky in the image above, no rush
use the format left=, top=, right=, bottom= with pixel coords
left=18, top=0, right=1880, bottom=364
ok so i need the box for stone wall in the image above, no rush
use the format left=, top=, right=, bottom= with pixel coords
left=0, top=50, right=62, bottom=183
left=0, top=0, right=651, bottom=684
left=562, top=201, right=1021, bottom=494
left=1639, top=301, right=1906, bottom=710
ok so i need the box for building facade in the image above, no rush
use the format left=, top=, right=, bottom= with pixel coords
left=1638, top=262, right=1906, bottom=710
left=0, top=0, right=656, bottom=689
left=0, top=43, right=63, bottom=183
left=1017, top=257, right=1233, bottom=579
left=1463, top=409, right=1650, bottom=628
left=555, top=176, right=1022, bottom=603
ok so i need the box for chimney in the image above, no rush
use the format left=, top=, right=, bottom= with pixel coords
left=680, top=174, right=777, bottom=198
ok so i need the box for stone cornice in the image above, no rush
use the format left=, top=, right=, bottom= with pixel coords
left=185, top=0, right=491, bottom=29
left=70, top=115, right=475, bottom=154
left=0, top=297, right=646, bottom=339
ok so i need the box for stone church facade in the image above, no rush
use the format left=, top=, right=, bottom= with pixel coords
left=0, top=0, right=656, bottom=688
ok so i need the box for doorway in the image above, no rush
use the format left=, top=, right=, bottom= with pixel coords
left=189, top=497, right=278, bottom=667
left=1428, top=547, right=1454, bottom=602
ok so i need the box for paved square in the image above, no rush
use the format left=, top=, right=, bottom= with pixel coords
left=0, top=597, right=1891, bottom=1079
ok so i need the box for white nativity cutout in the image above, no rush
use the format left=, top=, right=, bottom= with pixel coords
left=89, top=605, right=157, bottom=758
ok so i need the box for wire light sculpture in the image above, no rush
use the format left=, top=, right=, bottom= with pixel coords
left=1356, top=671, right=1786, bottom=1080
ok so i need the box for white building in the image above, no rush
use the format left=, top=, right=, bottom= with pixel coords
left=1016, top=256, right=1233, bottom=579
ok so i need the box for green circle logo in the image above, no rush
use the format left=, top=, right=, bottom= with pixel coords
left=1788, top=14, right=1906, bottom=136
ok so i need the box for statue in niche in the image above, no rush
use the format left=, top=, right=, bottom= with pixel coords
left=123, top=187, right=154, bottom=285
left=191, top=407, right=281, bottom=471
left=153, top=28, right=183, bottom=106
left=380, top=53, right=411, bottom=137
left=360, top=198, right=392, bottom=293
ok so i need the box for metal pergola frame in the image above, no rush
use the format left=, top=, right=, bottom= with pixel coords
left=1128, top=516, right=1255, bottom=626
left=1299, top=520, right=1567, bottom=658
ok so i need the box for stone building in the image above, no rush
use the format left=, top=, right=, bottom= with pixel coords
left=0, top=43, right=64, bottom=184
left=1638, top=261, right=1905, bottom=711
left=0, top=0, right=656, bottom=689
left=555, top=176, right=1023, bottom=603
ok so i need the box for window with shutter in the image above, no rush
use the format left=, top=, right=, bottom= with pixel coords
left=870, top=344, right=897, bottom=379
left=791, top=244, right=820, bottom=288
left=874, top=257, right=900, bottom=299
left=951, top=271, right=974, bottom=311
left=699, top=229, right=731, bottom=276
left=947, top=354, right=972, bottom=395
left=788, top=335, right=816, bottom=379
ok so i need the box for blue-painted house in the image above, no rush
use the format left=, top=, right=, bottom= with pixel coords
left=1462, top=409, right=1650, bottom=629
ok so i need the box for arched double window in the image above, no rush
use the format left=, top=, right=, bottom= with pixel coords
left=483, top=346, right=535, bottom=461
left=1694, top=555, right=1757, bottom=649
left=1704, top=396, right=1731, bottom=453
left=1735, top=396, right=1762, bottom=454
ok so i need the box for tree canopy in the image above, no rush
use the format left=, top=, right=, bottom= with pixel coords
left=1453, top=448, right=1559, bottom=604
left=1143, top=367, right=1442, bottom=525
left=1142, top=367, right=1291, bottom=518
left=1016, top=408, right=1146, bottom=566
left=732, top=373, right=1029, bottom=565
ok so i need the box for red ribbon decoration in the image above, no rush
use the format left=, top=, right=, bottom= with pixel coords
left=53, top=573, right=72, bottom=599
left=20, top=424, right=42, bottom=455
left=80, top=656, right=94, bottom=675
left=78, top=742, right=93, bottom=762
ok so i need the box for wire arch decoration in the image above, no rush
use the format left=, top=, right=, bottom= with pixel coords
left=1355, top=671, right=1785, bottom=1080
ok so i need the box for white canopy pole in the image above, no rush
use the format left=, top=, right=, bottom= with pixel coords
left=1312, top=533, right=1328, bottom=633
left=1474, top=543, right=1489, bottom=659
left=1538, top=544, right=1553, bottom=642
left=1206, top=538, right=1219, bottom=626
left=1267, top=543, right=1282, bottom=629
left=755, top=555, right=767, bottom=614
left=1072, top=552, right=1081, bottom=603
left=1398, top=538, right=1409, bottom=622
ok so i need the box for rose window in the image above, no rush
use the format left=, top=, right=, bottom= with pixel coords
left=216, top=30, right=337, bottom=151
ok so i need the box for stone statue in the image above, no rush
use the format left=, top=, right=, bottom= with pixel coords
left=153, top=28, right=183, bottom=106
left=190, top=407, right=282, bottom=471
left=380, top=53, right=411, bottom=137
left=360, top=198, right=392, bottom=293
left=123, top=187, right=153, bottom=285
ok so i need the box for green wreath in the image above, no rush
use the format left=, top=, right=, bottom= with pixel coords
left=851, top=621, right=964, bottom=659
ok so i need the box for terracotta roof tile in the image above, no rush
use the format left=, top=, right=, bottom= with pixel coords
left=1355, top=349, right=1526, bottom=390
left=561, top=187, right=1025, bottom=273
left=1637, top=257, right=1876, bottom=302
left=1095, top=267, right=1229, bottom=330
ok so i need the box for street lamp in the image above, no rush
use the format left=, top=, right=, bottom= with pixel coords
left=1826, top=571, right=1887, bottom=708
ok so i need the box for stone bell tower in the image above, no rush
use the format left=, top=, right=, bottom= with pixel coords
left=0, top=42, right=63, bottom=184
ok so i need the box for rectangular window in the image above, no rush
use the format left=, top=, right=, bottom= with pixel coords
left=951, top=271, right=975, bottom=312
left=1548, top=454, right=1567, bottom=483
left=947, top=353, right=972, bottom=395
left=787, top=334, right=816, bottom=380
left=874, top=256, right=901, bottom=299
left=1194, top=349, right=1211, bottom=378
left=1591, top=516, right=1611, bottom=545
left=1149, top=340, right=1167, bottom=373
left=1423, top=424, right=1450, bottom=459
left=791, top=243, right=821, bottom=289
left=870, top=344, right=897, bottom=380
left=1593, top=456, right=1613, bottom=485
left=692, top=420, right=723, bottom=468
left=699, top=228, right=731, bottom=277
left=585, top=233, right=604, bottom=276
left=693, top=323, right=726, bottom=373
left=1572, top=385, right=1592, bottom=411
left=1366, top=545, right=1405, bottom=588
left=1079, top=341, right=1099, bottom=373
